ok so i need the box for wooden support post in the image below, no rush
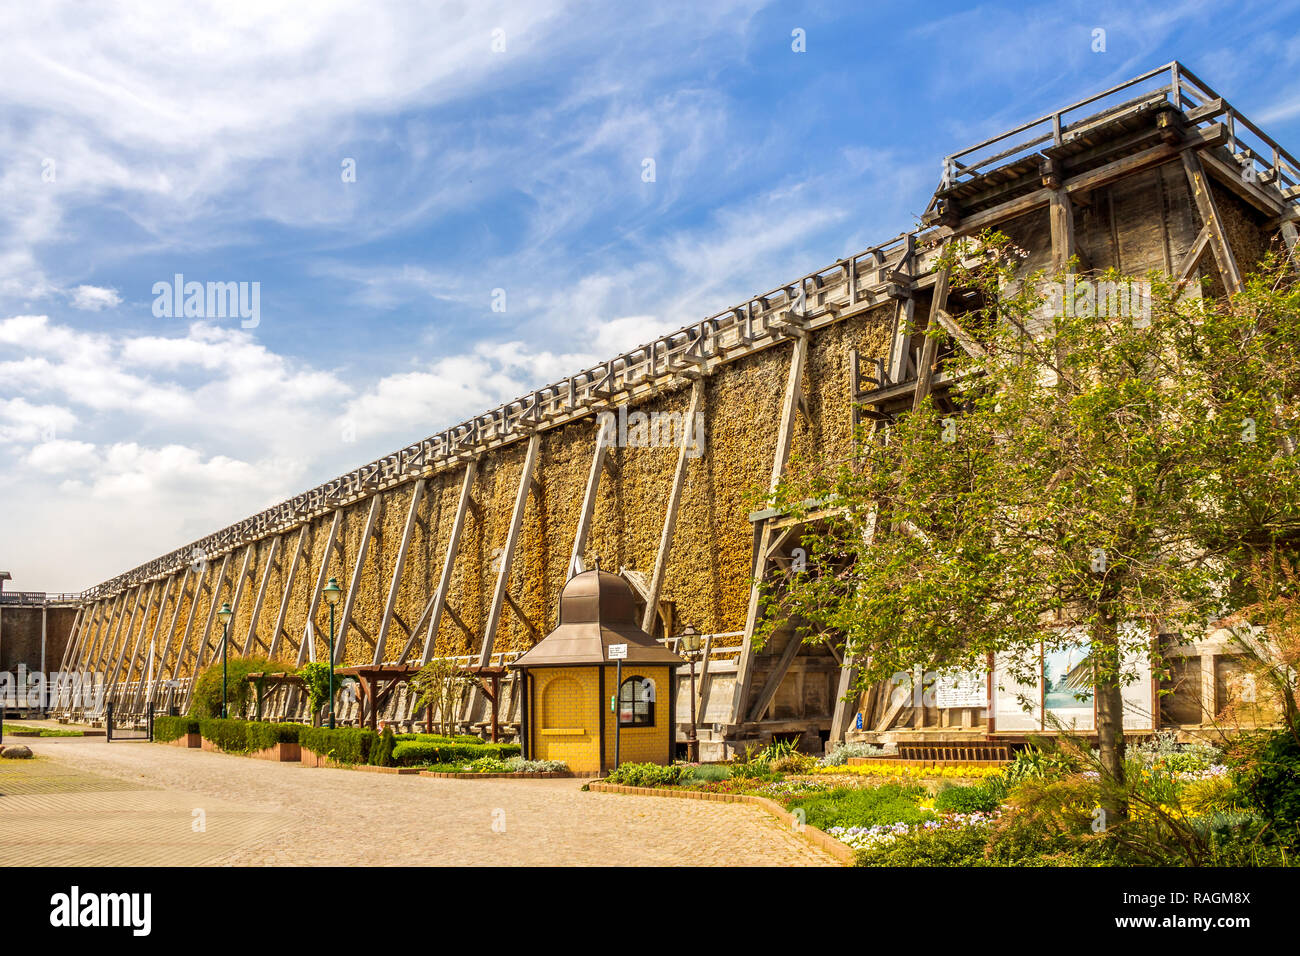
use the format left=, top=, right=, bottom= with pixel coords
left=75, top=599, right=114, bottom=714
left=912, top=252, right=952, bottom=412
left=1280, top=219, right=1299, bottom=272
left=569, top=417, right=613, bottom=579
left=92, top=590, right=132, bottom=678
left=374, top=479, right=426, bottom=665
left=1200, top=652, right=1218, bottom=725
left=336, top=494, right=384, bottom=665
left=733, top=333, right=810, bottom=719
left=193, top=551, right=233, bottom=672
left=151, top=567, right=190, bottom=707
left=297, top=509, right=342, bottom=667
left=167, top=560, right=208, bottom=682
left=129, top=577, right=173, bottom=714
left=105, top=581, right=156, bottom=705
left=479, top=433, right=541, bottom=667
left=56, top=603, right=87, bottom=678
left=830, top=509, right=876, bottom=741
left=242, top=535, right=280, bottom=655
left=746, top=631, right=803, bottom=722
left=1183, top=151, right=1243, bottom=294
left=268, top=525, right=308, bottom=660
left=223, top=544, right=255, bottom=656
left=420, top=460, right=477, bottom=664
left=641, top=379, right=703, bottom=632
left=1048, top=188, right=1075, bottom=273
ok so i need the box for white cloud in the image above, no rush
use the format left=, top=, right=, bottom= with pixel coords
left=69, top=285, right=121, bottom=311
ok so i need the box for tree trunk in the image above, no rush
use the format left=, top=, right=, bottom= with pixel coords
left=1093, top=606, right=1128, bottom=819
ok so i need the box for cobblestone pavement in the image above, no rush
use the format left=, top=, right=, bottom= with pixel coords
left=0, top=735, right=838, bottom=866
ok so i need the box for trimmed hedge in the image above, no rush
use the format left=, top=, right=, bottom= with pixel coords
left=393, top=733, right=487, bottom=745
left=199, top=717, right=248, bottom=753
left=154, top=716, right=200, bottom=743
left=300, top=726, right=377, bottom=765
left=244, top=721, right=301, bottom=752
left=391, top=741, right=521, bottom=767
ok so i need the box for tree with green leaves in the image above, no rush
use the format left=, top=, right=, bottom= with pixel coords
left=760, top=236, right=1300, bottom=813
left=411, top=656, right=473, bottom=736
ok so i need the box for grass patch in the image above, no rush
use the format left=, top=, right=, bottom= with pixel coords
left=785, top=783, right=933, bottom=831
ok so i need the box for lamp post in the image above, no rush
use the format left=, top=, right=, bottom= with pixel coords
left=679, top=625, right=702, bottom=762
left=216, top=602, right=233, bottom=718
left=322, top=577, right=343, bottom=730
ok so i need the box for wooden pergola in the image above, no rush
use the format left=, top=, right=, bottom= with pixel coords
left=243, top=671, right=306, bottom=719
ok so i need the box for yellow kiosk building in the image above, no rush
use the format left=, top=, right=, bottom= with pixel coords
left=511, top=569, right=684, bottom=774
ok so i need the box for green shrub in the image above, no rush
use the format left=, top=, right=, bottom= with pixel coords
left=788, top=783, right=931, bottom=831
left=934, top=777, right=1008, bottom=814
left=1232, top=730, right=1300, bottom=840
left=855, top=825, right=992, bottom=867
left=680, top=764, right=731, bottom=784
left=187, top=656, right=278, bottom=719
left=389, top=740, right=520, bottom=767
left=1003, top=742, right=1084, bottom=784
left=370, top=726, right=396, bottom=767
left=300, top=726, right=377, bottom=765
left=606, top=762, right=684, bottom=787
left=244, top=721, right=301, bottom=752
left=154, top=716, right=199, bottom=742
left=198, top=717, right=249, bottom=753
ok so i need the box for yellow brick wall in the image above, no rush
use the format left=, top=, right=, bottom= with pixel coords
left=602, top=664, right=672, bottom=768
left=531, top=666, right=602, bottom=773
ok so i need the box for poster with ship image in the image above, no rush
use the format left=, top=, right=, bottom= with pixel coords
left=990, top=624, right=1156, bottom=732
left=1042, top=643, right=1094, bottom=730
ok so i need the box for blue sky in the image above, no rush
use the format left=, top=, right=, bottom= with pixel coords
left=3, top=0, right=1300, bottom=590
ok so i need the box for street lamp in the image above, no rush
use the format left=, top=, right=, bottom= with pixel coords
left=216, top=602, right=233, bottom=718
left=322, top=577, right=343, bottom=730
left=678, top=625, right=702, bottom=762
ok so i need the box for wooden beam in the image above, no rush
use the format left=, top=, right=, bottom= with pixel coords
left=166, top=561, right=207, bottom=682
left=733, top=333, right=810, bottom=719
left=569, top=417, right=613, bottom=578
left=336, top=494, right=384, bottom=664
left=934, top=309, right=987, bottom=360
left=130, top=575, right=174, bottom=714
left=56, top=603, right=88, bottom=677
left=91, top=589, right=133, bottom=679
left=1048, top=187, right=1075, bottom=273
left=150, top=566, right=190, bottom=706
left=1175, top=224, right=1213, bottom=288
left=268, top=524, right=307, bottom=660
left=503, top=591, right=540, bottom=643
left=912, top=251, right=952, bottom=411
left=420, top=460, right=477, bottom=664
left=641, top=379, right=704, bottom=632
left=59, top=601, right=97, bottom=689
left=746, top=631, right=804, bottom=722
left=296, top=509, right=342, bottom=667
left=184, top=550, right=231, bottom=713
left=105, top=581, right=156, bottom=705
left=1182, top=150, right=1243, bottom=295
left=223, top=544, right=255, bottom=657
left=192, top=550, right=233, bottom=672
left=443, top=603, right=476, bottom=643
left=242, top=535, right=280, bottom=655
left=1281, top=219, right=1299, bottom=273
left=479, top=433, right=541, bottom=666
left=374, top=479, right=426, bottom=665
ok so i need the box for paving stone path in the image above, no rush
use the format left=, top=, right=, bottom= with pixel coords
left=0, top=733, right=837, bottom=866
